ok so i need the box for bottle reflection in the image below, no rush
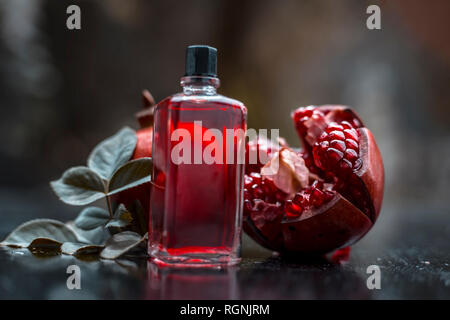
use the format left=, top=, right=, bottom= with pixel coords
left=145, top=261, right=238, bottom=300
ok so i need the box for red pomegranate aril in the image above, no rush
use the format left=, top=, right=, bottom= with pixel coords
left=344, top=149, right=358, bottom=162
left=292, top=194, right=303, bottom=205
left=345, top=138, right=359, bottom=151
left=311, top=188, right=325, bottom=207
left=250, top=172, right=262, bottom=182
left=340, top=121, right=353, bottom=130
left=244, top=199, right=253, bottom=212
left=326, top=148, right=344, bottom=163
left=326, top=122, right=343, bottom=132
left=293, top=193, right=308, bottom=208
left=344, top=128, right=358, bottom=141
left=244, top=173, right=288, bottom=209
left=330, top=140, right=346, bottom=152
left=339, top=158, right=353, bottom=173
left=293, top=107, right=326, bottom=137
left=299, top=116, right=309, bottom=123
left=328, top=130, right=345, bottom=140
left=251, top=184, right=264, bottom=199
left=285, top=200, right=303, bottom=218
left=261, top=181, right=271, bottom=193
left=319, top=141, right=329, bottom=150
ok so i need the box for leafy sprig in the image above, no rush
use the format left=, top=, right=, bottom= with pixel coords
left=0, top=127, right=152, bottom=259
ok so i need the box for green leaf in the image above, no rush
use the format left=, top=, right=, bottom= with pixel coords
left=88, top=127, right=137, bottom=180
left=50, top=166, right=106, bottom=206
left=108, top=158, right=152, bottom=194
left=28, top=238, right=63, bottom=251
left=1, top=219, right=79, bottom=248
left=105, top=204, right=133, bottom=228
left=74, top=207, right=110, bottom=230
left=108, top=176, right=151, bottom=197
left=66, top=222, right=110, bottom=245
left=61, top=242, right=104, bottom=255
left=100, top=231, right=145, bottom=260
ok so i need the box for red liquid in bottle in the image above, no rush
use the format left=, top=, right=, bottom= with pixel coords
left=149, top=75, right=247, bottom=267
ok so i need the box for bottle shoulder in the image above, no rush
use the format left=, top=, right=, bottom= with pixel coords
left=157, top=93, right=247, bottom=113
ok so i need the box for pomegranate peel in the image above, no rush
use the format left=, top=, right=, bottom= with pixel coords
left=354, top=128, right=384, bottom=221
left=281, top=193, right=372, bottom=254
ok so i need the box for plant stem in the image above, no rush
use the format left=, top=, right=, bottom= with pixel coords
left=106, top=195, right=113, bottom=219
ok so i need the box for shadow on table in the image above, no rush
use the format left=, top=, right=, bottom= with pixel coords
left=144, top=256, right=371, bottom=300
left=0, top=246, right=371, bottom=299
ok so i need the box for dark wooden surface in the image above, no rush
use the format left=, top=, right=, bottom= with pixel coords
left=0, top=200, right=449, bottom=299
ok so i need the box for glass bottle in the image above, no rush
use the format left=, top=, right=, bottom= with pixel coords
left=149, top=45, right=247, bottom=266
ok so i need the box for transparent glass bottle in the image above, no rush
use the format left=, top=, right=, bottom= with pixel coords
left=149, top=45, right=247, bottom=266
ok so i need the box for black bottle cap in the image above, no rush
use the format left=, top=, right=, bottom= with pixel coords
left=185, top=45, right=217, bottom=77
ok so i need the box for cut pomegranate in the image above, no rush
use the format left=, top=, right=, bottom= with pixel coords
left=243, top=105, right=384, bottom=255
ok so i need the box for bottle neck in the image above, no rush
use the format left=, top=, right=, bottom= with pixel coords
left=180, top=76, right=220, bottom=95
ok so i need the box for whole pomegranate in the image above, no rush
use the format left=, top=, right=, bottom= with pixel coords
left=243, top=105, right=384, bottom=255
left=110, top=90, right=154, bottom=232
left=132, top=90, right=154, bottom=159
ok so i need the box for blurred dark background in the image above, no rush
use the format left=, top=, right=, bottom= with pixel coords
left=0, top=0, right=449, bottom=255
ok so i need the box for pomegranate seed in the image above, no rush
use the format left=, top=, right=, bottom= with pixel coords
left=339, top=158, right=353, bottom=172
left=251, top=184, right=264, bottom=199
left=294, top=107, right=328, bottom=138
left=328, top=130, right=345, bottom=140
left=330, top=140, right=346, bottom=152
left=319, top=141, right=329, bottom=150
left=343, top=128, right=358, bottom=141
left=344, top=149, right=358, bottom=162
left=244, top=189, right=251, bottom=201
left=311, top=188, right=324, bottom=207
left=261, top=181, right=272, bottom=194
left=280, top=180, right=335, bottom=220
left=326, top=148, right=344, bottom=163
left=341, top=121, right=353, bottom=130
left=244, top=200, right=253, bottom=212
left=250, top=172, right=262, bottom=183
left=345, top=138, right=359, bottom=151
left=293, top=193, right=305, bottom=205
left=326, top=122, right=344, bottom=132
left=244, top=174, right=288, bottom=208
left=285, top=200, right=302, bottom=218
left=312, top=147, right=324, bottom=168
